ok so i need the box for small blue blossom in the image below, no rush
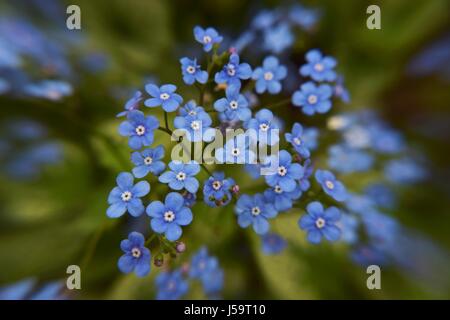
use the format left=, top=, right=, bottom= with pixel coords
left=107, top=172, right=150, bottom=218
left=264, top=150, right=304, bottom=192
left=252, top=10, right=279, bottom=30
left=252, top=56, right=287, bottom=94
left=362, top=211, right=399, bottom=249
left=179, top=100, right=205, bottom=117
left=147, top=192, right=193, bottom=241
left=299, top=201, right=341, bottom=244
left=215, top=53, right=252, bottom=87
left=180, top=57, right=208, bottom=85
left=351, top=246, right=389, bottom=267
left=235, top=193, right=278, bottom=235
left=193, top=26, right=223, bottom=52
left=215, top=134, right=256, bottom=164
left=368, top=125, right=405, bottom=154
left=328, top=145, right=374, bottom=173
left=201, top=268, right=224, bottom=296
left=337, top=213, right=359, bottom=244
left=384, top=158, right=426, bottom=184
left=155, top=270, right=189, bottom=300
left=334, top=76, right=350, bottom=103
left=118, top=110, right=159, bottom=150
left=23, top=80, right=72, bottom=101
left=300, top=49, right=337, bottom=82
left=203, top=172, right=235, bottom=207
left=303, top=128, right=319, bottom=150
left=298, top=159, right=313, bottom=191
left=159, top=161, right=200, bottom=193
left=144, top=84, right=183, bottom=112
left=345, top=193, right=377, bottom=215
left=244, top=108, right=280, bottom=146
left=174, top=103, right=213, bottom=142
left=264, top=183, right=302, bottom=212
left=117, top=90, right=142, bottom=117
left=289, top=5, right=320, bottom=30
left=117, top=232, right=151, bottom=277
left=315, top=169, right=348, bottom=202
left=214, top=84, right=251, bottom=121
left=182, top=191, right=197, bottom=208
left=292, top=81, right=333, bottom=115
left=285, top=122, right=311, bottom=158
left=189, top=247, right=219, bottom=279
left=261, top=233, right=287, bottom=255
left=131, top=145, right=166, bottom=178
left=365, top=183, right=396, bottom=210
left=263, top=23, right=293, bottom=54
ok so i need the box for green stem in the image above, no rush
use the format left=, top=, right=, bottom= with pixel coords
left=164, top=111, right=170, bottom=131
left=158, top=126, right=173, bottom=136
left=266, top=98, right=292, bottom=110
left=80, top=222, right=107, bottom=270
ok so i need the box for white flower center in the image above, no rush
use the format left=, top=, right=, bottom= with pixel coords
left=203, top=35, right=212, bottom=44
left=274, top=185, right=283, bottom=194
left=277, top=166, right=287, bottom=176
left=229, top=100, right=238, bottom=110
left=251, top=206, right=261, bottom=216
left=325, top=180, right=334, bottom=189
left=307, top=95, right=318, bottom=104
left=190, top=120, right=200, bottom=131
left=176, top=171, right=186, bottom=181
left=264, top=71, right=274, bottom=81
left=293, top=137, right=301, bottom=145
left=131, top=247, right=141, bottom=258
left=259, top=123, right=270, bottom=132
left=314, top=63, right=324, bottom=72
left=315, top=217, right=326, bottom=229
left=186, top=66, right=196, bottom=74
left=227, top=65, right=236, bottom=76
left=164, top=210, right=175, bottom=222
left=121, top=191, right=132, bottom=202
left=231, top=148, right=240, bottom=156
left=212, top=180, right=222, bottom=190
left=135, top=125, right=146, bottom=136
left=160, top=93, right=170, bottom=100
left=144, top=156, right=153, bottom=165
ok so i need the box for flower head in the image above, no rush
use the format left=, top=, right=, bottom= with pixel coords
left=264, top=150, right=304, bottom=192
left=215, top=53, right=252, bottom=87
left=107, top=172, right=150, bottom=218
left=193, top=26, right=223, bottom=52
left=292, top=81, right=333, bottom=115
left=214, top=84, right=251, bottom=121
left=261, top=233, right=287, bottom=255
left=285, top=122, right=311, bottom=158
left=144, top=84, right=183, bottom=112
left=117, top=90, right=142, bottom=117
left=244, top=108, right=280, bottom=146
left=252, top=56, right=287, bottom=94
left=235, top=193, right=278, bottom=235
left=147, top=192, right=193, bottom=241
left=155, top=269, right=188, bottom=300
left=328, top=145, right=373, bottom=173
left=315, top=169, right=348, bottom=202
left=159, top=161, right=200, bottom=193
left=299, top=201, right=341, bottom=244
left=189, top=247, right=219, bottom=279
left=180, top=57, right=208, bottom=85
left=131, top=145, right=166, bottom=178
left=215, top=134, right=256, bottom=164
left=334, top=76, right=350, bottom=103
left=203, top=172, right=235, bottom=207
left=300, top=49, right=337, bottom=82
left=118, top=232, right=151, bottom=277
left=118, top=110, right=159, bottom=150
left=263, top=23, right=293, bottom=54
left=174, top=103, right=213, bottom=142
left=264, top=183, right=302, bottom=212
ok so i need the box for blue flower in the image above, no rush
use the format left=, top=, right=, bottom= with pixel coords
left=285, top=122, right=311, bottom=158
left=174, top=103, right=213, bottom=142
left=263, top=23, right=293, bottom=54
left=298, top=159, right=313, bottom=191
left=351, top=246, right=388, bottom=267
left=215, top=53, right=252, bottom=87
left=289, top=4, right=320, bottom=30
left=328, top=145, right=373, bottom=173
left=252, top=56, right=287, bottom=94
left=118, top=232, right=151, bottom=277
left=292, top=81, right=333, bottom=115
left=182, top=191, right=197, bottom=207
left=384, top=158, right=426, bottom=184
left=252, top=10, right=279, bottom=30
left=300, top=49, right=337, bottom=82
left=147, top=192, right=193, bottom=241
left=345, top=193, right=376, bottom=215
left=215, top=134, right=256, bottom=164
left=203, top=172, right=235, bottom=207
left=334, top=76, right=350, bottom=103
left=315, top=169, right=348, bottom=202
left=365, top=183, right=396, bottom=210
left=201, top=268, right=224, bottom=296
left=159, top=161, right=200, bottom=193
left=264, top=183, right=302, bottom=212
left=155, top=270, right=189, bottom=300
left=107, top=172, right=150, bottom=218
left=23, top=80, right=72, bottom=101
left=189, top=247, right=219, bottom=279
left=337, top=213, right=359, bottom=244
left=180, top=57, right=208, bottom=85
left=118, top=110, right=159, bottom=150
left=131, top=145, right=166, bottom=178
left=235, top=193, right=278, bottom=235
left=368, top=125, right=405, bottom=154
left=362, top=211, right=398, bottom=249
left=214, top=84, right=251, bottom=121
left=303, top=128, right=319, bottom=150
left=193, top=26, right=223, bottom=52
left=144, top=84, right=183, bottom=112
left=179, top=100, right=205, bottom=116
left=299, top=201, right=341, bottom=244
left=261, top=233, right=287, bottom=255
left=117, top=90, right=142, bottom=117
left=244, top=108, right=280, bottom=146
left=264, top=150, right=304, bottom=192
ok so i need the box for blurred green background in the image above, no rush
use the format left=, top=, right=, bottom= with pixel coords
left=0, top=0, right=449, bottom=299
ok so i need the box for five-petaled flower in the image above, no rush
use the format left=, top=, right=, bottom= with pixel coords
left=315, top=169, right=348, bottom=202
left=147, top=192, right=193, bottom=241
left=117, top=90, right=142, bottom=117
left=214, top=84, right=251, bottom=121
left=285, top=122, right=311, bottom=158
left=203, top=172, right=235, bottom=207
left=107, top=172, right=150, bottom=218
left=261, top=233, right=287, bottom=255
left=292, top=81, right=333, bottom=116
left=264, top=150, right=304, bottom=192
left=159, top=161, right=200, bottom=193
left=155, top=269, right=189, bottom=300
left=180, top=57, right=208, bottom=85
left=235, top=193, right=278, bottom=235
left=299, top=201, right=341, bottom=244
left=144, top=84, right=183, bottom=112
left=118, top=110, right=159, bottom=150
left=215, top=53, right=252, bottom=87
left=174, top=102, right=213, bottom=142
left=300, top=49, right=337, bottom=82
left=215, top=134, right=256, bottom=164
left=264, top=183, right=302, bottom=212
left=244, top=108, right=280, bottom=146
left=252, top=56, right=287, bottom=94
left=118, top=232, right=151, bottom=277
left=193, top=26, right=223, bottom=52
left=189, top=247, right=219, bottom=278
left=131, top=145, right=166, bottom=178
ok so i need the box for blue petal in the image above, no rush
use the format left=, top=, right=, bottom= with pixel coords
left=107, top=201, right=127, bottom=218
left=166, top=224, right=182, bottom=241
left=132, top=181, right=150, bottom=197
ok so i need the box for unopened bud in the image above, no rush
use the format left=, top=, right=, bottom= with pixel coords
left=176, top=241, right=186, bottom=253
left=154, top=255, right=164, bottom=267
left=231, top=184, right=240, bottom=195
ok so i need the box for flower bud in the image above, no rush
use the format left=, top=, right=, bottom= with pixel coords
left=175, top=241, right=186, bottom=253
left=154, top=254, right=164, bottom=267
left=231, top=184, right=240, bottom=195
